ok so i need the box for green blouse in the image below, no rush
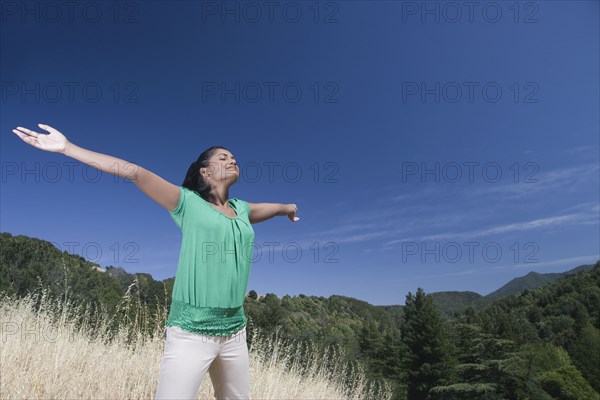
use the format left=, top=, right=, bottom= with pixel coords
left=166, top=186, right=255, bottom=336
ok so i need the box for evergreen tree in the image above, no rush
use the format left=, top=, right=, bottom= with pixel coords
left=569, top=322, right=600, bottom=393
left=358, top=318, right=387, bottom=379
left=400, top=288, right=454, bottom=399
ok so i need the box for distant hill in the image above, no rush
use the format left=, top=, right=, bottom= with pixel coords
left=486, top=264, right=595, bottom=299
left=428, top=263, right=596, bottom=317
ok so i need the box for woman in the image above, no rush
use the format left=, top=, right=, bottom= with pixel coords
left=12, top=124, right=300, bottom=400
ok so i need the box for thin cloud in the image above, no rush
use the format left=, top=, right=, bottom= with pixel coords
left=383, top=205, right=598, bottom=246
left=412, top=254, right=600, bottom=280
left=425, top=212, right=593, bottom=240
left=489, top=254, right=600, bottom=272
left=561, top=145, right=596, bottom=156
left=471, top=164, right=599, bottom=199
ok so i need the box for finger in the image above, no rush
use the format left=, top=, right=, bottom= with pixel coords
left=38, top=123, right=54, bottom=133
left=13, top=130, right=40, bottom=147
left=12, top=129, right=33, bottom=141
left=15, top=126, right=40, bottom=138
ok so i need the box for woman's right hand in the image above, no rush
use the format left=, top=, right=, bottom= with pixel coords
left=12, top=124, right=70, bottom=154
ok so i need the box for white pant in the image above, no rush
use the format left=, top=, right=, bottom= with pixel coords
left=155, top=325, right=249, bottom=400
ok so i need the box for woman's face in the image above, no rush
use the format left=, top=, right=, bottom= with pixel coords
left=202, top=148, right=239, bottom=184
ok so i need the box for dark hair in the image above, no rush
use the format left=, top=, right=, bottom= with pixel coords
left=182, top=146, right=231, bottom=200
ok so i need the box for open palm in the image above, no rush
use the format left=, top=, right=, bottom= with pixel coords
left=12, top=124, right=69, bottom=153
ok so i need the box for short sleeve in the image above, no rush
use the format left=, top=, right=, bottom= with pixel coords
left=237, top=199, right=250, bottom=216
left=169, top=186, right=186, bottom=229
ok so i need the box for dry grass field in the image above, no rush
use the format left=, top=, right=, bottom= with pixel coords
left=0, top=287, right=392, bottom=400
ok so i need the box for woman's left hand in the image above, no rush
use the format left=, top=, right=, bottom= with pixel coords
left=287, top=204, right=300, bottom=222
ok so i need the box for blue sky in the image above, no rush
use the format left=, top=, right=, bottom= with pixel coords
left=1, top=0, right=598, bottom=306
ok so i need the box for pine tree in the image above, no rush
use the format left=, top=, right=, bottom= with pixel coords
left=400, top=288, right=454, bottom=400
left=358, top=318, right=385, bottom=379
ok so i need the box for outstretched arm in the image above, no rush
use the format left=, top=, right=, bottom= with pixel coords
left=12, top=124, right=180, bottom=212
left=247, top=202, right=299, bottom=224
